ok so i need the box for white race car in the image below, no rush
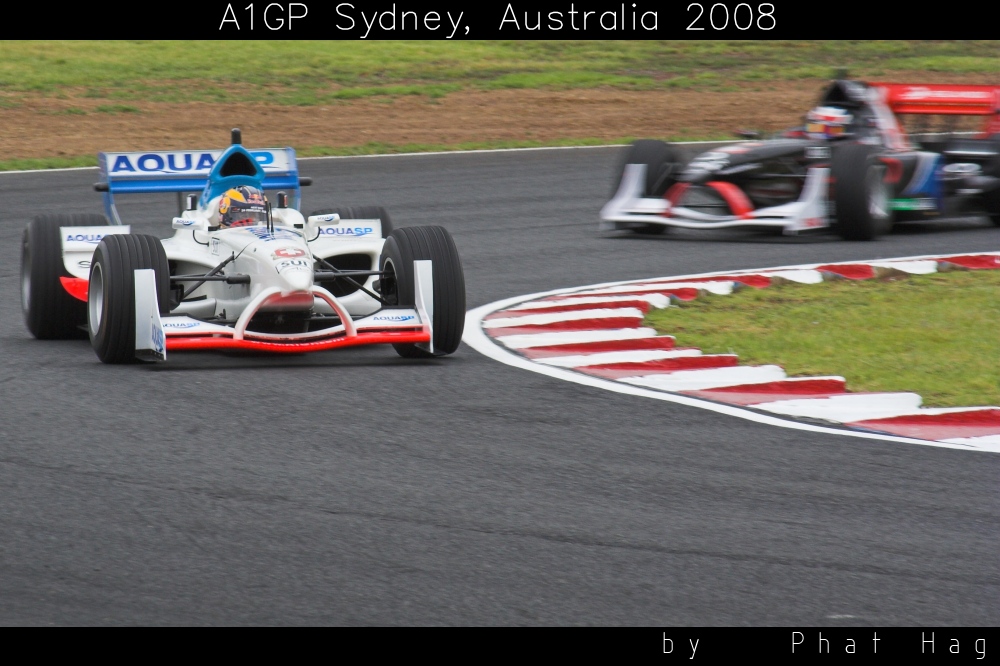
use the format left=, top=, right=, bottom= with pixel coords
left=21, top=129, right=465, bottom=364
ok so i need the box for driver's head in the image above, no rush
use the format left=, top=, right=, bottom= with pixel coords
left=806, top=106, right=853, bottom=140
left=218, top=185, right=268, bottom=228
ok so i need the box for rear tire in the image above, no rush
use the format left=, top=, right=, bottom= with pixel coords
left=983, top=190, right=1000, bottom=227
left=310, top=206, right=393, bottom=238
left=378, top=226, right=466, bottom=358
left=831, top=143, right=894, bottom=241
left=984, top=193, right=1000, bottom=227
left=981, top=135, right=1000, bottom=226
left=88, top=234, right=170, bottom=364
left=21, top=213, right=109, bottom=339
left=611, top=140, right=683, bottom=235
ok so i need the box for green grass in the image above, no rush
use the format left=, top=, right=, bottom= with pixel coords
left=2, top=40, right=998, bottom=170
left=0, top=156, right=96, bottom=171
left=299, top=136, right=619, bottom=156
left=644, top=270, right=1000, bottom=408
left=0, top=135, right=739, bottom=172
left=39, top=107, right=87, bottom=115
left=94, top=104, right=140, bottom=114
left=0, top=41, right=997, bottom=104
left=296, top=135, right=733, bottom=156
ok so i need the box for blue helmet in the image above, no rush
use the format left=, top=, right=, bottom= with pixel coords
left=218, top=185, right=268, bottom=227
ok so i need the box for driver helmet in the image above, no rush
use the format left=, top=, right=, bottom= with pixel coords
left=217, top=185, right=268, bottom=228
left=805, top=106, right=853, bottom=140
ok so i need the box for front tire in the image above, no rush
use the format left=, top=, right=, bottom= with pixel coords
left=88, top=234, right=170, bottom=364
left=21, top=213, right=109, bottom=339
left=831, top=143, right=894, bottom=241
left=611, top=140, right=683, bottom=235
left=379, top=226, right=466, bottom=358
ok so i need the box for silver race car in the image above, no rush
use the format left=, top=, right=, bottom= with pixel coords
left=21, top=129, right=465, bottom=364
left=602, top=78, right=1000, bottom=240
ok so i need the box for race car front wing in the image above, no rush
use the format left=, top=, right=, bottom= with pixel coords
left=132, top=260, right=435, bottom=361
left=600, top=163, right=832, bottom=234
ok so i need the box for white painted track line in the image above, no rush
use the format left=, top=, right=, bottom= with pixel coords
left=868, top=260, right=939, bottom=274
left=482, top=307, right=646, bottom=328
left=536, top=349, right=702, bottom=367
left=621, top=366, right=788, bottom=392
left=570, top=281, right=736, bottom=296
left=494, top=327, right=660, bottom=349
left=508, top=294, right=672, bottom=310
left=762, top=269, right=826, bottom=284
left=751, top=393, right=925, bottom=421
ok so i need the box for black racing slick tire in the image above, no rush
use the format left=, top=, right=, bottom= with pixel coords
left=378, top=226, right=466, bottom=358
left=21, top=213, right=110, bottom=339
left=985, top=192, right=1000, bottom=227
left=88, top=234, right=170, bottom=364
left=310, top=206, right=393, bottom=238
left=983, top=190, right=1000, bottom=227
left=831, top=143, right=894, bottom=241
left=982, top=135, right=1000, bottom=226
left=611, top=139, right=683, bottom=235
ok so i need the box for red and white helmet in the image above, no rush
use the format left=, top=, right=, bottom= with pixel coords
left=806, top=106, right=853, bottom=140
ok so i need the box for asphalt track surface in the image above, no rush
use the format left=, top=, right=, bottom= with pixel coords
left=2, top=146, right=998, bottom=626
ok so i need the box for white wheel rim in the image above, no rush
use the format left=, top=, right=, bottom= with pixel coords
left=20, top=241, right=31, bottom=312
left=88, top=262, right=104, bottom=336
left=868, top=165, right=889, bottom=220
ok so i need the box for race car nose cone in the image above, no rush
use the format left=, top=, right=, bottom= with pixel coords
left=280, top=267, right=313, bottom=293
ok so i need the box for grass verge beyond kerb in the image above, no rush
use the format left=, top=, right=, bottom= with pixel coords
left=644, top=269, right=1000, bottom=408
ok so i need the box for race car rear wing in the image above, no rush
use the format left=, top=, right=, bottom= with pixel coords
left=95, top=145, right=309, bottom=225
left=870, top=83, right=1000, bottom=137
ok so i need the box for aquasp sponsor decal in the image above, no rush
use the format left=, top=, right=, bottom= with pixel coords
left=111, top=153, right=215, bottom=173
left=373, top=314, right=416, bottom=322
left=108, top=150, right=280, bottom=175
left=65, top=233, right=109, bottom=244
left=318, top=226, right=374, bottom=237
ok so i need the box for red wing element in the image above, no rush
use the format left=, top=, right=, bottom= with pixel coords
left=60, top=277, right=89, bottom=302
left=706, top=181, right=755, bottom=218
left=167, top=330, right=430, bottom=353
left=870, top=82, right=1000, bottom=137
left=661, top=182, right=690, bottom=218
left=879, top=157, right=903, bottom=185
